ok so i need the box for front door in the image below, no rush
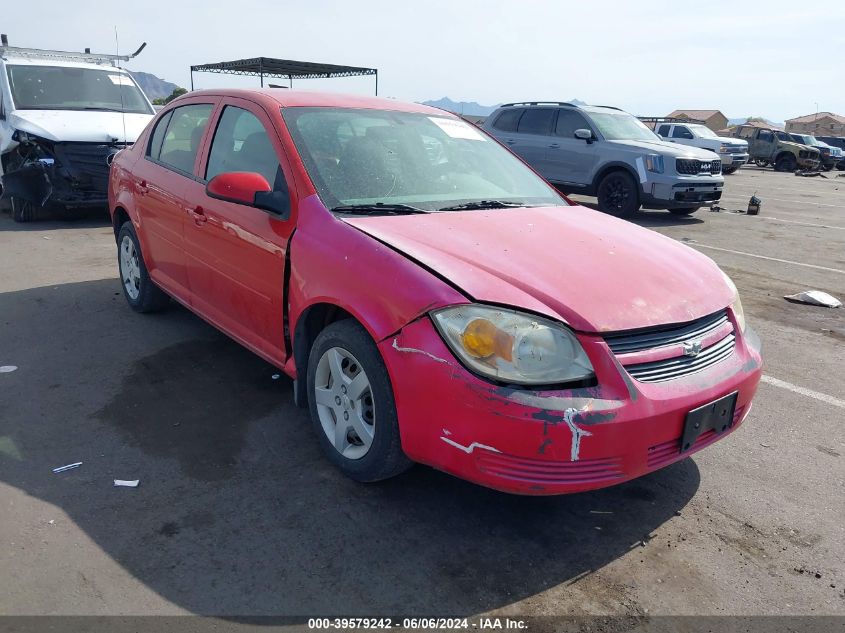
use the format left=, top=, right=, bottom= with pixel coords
left=546, top=109, right=599, bottom=187
left=182, top=99, right=295, bottom=365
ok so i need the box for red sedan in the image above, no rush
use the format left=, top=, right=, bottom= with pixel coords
left=108, top=89, right=762, bottom=495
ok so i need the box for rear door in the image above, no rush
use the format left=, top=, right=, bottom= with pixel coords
left=132, top=99, right=216, bottom=300
left=182, top=98, right=296, bottom=365
left=545, top=109, right=598, bottom=186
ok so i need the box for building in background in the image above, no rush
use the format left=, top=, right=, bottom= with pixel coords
left=666, top=110, right=728, bottom=132
left=785, top=112, right=845, bottom=138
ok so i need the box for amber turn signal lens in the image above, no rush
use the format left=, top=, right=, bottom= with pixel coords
left=461, top=319, right=514, bottom=361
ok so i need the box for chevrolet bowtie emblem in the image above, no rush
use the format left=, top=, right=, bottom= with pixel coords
left=683, top=341, right=702, bottom=357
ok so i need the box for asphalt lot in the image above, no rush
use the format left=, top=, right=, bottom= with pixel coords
left=0, top=166, right=843, bottom=618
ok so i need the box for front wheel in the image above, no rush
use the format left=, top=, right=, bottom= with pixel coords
left=10, top=197, right=36, bottom=223
left=753, top=159, right=770, bottom=168
left=722, top=165, right=738, bottom=175
left=308, top=319, right=412, bottom=483
left=668, top=207, right=701, bottom=216
left=774, top=154, right=797, bottom=172
left=596, top=170, right=640, bottom=217
left=117, top=222, right=170, bottom=313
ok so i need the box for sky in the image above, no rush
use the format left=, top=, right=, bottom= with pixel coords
left=4, top=0, right=843, bottom=122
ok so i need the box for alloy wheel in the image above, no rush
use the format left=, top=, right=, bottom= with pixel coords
left=119, top=235, right=141, bottom=301
left=313, top=346, right=375, bottom=459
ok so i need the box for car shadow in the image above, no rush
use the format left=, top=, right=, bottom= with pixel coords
left=0, top=279, right=702, bottom=616
left=570, top=200, right=707, bottom=227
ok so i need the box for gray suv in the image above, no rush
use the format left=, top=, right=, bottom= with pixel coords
left=482, top=102, right=724, bottom=216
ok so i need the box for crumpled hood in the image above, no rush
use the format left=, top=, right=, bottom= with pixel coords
left=344, top=205, right=733, bottom=333
left=609, top=139, right=720, bottom=160
left=9, top=110, right=154, bottom=144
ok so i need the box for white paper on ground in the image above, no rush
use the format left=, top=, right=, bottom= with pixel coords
left=784, top=290, right=841, bottom=308
left=114, top=479, right=140, bottom=487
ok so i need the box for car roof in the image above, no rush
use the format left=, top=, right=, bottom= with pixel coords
left=496, top=101, right=625, bottom=114
left=172, top=89, right=451, bottom=116
left=0, top=56, right=132, bottom=72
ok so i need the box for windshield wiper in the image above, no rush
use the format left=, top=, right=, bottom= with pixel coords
left=331, top=203, right=427, bottom=215
left=438, top=200, right=526, bottom=211
left=79, top=106, right=127, bottom=112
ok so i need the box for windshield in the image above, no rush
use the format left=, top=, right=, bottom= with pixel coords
left=589, top=111, right=659, bottom=141
left=689, top=124, right=719, bottom=139
left=6, top=64, right=153, bottom=114
left=282, top=107, right=567, bottom=212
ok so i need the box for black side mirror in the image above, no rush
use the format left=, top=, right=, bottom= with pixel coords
left=254, top=189, right=291, bottom=220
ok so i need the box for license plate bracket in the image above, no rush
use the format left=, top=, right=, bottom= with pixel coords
left=681, top=392, right=738, bottom=452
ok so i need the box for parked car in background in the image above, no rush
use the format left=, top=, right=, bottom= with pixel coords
left=818, top=136, right=845, bottom=170
left=655, top=122, right=748, bottom=174
left=730, top=125, right=820, bottom=171
left=789, top=133, right=841, bottom=171
left=0, top=36, right=154, bottom=222
left=481, top=102, right=723, bottom=217
left=109, top=89, right=761, bottom=495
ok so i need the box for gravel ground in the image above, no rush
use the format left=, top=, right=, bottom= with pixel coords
left=0, top=167, right=842, bottom=618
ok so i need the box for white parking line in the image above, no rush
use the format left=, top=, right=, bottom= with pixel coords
left=716, top=213, right=845, bottom=231
left=761, top=375, right=845, bottom=410
left=691, top=244, right=845, bottom=275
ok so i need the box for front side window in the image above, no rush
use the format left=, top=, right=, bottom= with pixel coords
left=157, top=104, right=213, bottom=174
left=588, top=111, right=659, bottom=141
left=517, top=108, right=555, bottom=135
left=6, top=64, right=153, bottom=114
left=671, top=126, right=693, bottom=139
left=555, top=110, right=590, bottom=137
left=758, top=130, right=774, bottom=142
left=657, top=125, right=671, bottom=137
left=206, top=106, right=284, bottom=188
left=282, top=107, right=566, bottom=212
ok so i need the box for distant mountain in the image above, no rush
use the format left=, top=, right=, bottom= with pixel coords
left=422, top=97, right=587, bottom=117
left=129, top=71, right=181, bottom=101
left=728, top=116, right=785, bottom=129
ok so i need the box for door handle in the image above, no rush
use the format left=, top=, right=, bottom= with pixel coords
left=505, top=139, right=516, bottom=145
left=137, top=180, right=148, bottom=195
left=188, top=206, right=208, bottom=225
left=547, top=143, right=560, bottom=149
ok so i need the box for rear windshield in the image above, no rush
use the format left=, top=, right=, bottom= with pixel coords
left=281, top=107, right=567, bottom=212
left=6, top=64, right=153, bottom=114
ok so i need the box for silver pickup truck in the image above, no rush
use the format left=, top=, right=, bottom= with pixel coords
left=482, top=102, right=724, bottom=217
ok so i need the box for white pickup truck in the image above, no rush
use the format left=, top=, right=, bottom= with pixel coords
left=655, top=122, right=749, bottom=174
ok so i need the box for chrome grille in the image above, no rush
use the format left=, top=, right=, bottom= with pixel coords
left=625, top=334, right=736, bottom=383
left=605, top=310, right=736, bottom=383
left=605, top=310, right=729, bottom=354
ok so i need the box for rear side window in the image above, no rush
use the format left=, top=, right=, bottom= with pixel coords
left=671, top=126, right=693, bottom=139
left=156, top=104, right=214, bottom=174
left=147, top=111, right=172, bottom=160
left=657, top=124, right=670, bottom=137
left=555, top=110, right=590, bottom=137
left=517, top=108, right=555, bottom=135
left=206, top=106, right=284, bottom=189
left=492, top=108, right=524, bottom=132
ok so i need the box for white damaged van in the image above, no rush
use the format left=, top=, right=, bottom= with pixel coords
left=0, top=35, right=155, bottom=221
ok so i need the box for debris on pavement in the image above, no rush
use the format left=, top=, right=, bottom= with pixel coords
left=271, top=374, right=281, bottom=380
left=709, top=205, right=721, bottom=212
left=747, top=195, right=761, bottom=215
left=114, top=479, right=140, bottom=487
left=52, top=462, right=82, bottom=473
left=794, top=170, right=826, bottom=178
left=784, top=290, right=842, bottom=308
left=0, top=365, right=18, bottom=373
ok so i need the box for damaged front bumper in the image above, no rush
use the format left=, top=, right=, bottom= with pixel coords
left=381, top=315, right=762, bottom=495
left=1, top=139, right=128, bottom=208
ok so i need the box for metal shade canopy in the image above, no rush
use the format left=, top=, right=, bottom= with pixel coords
left=189, top=57, right=378, bottom=93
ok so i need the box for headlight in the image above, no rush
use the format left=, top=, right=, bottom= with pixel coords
left=645, top=154, right=664, bottom=173
left=718, top=144, right=730, bottom=153
left=431, top=305, right=594, bottom=385
left=720, top=271, right=746, bottom=332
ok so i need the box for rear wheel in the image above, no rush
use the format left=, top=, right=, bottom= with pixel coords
left=307, top=319, right=412, bottom=483
left=722, top=165, right=738, bottom=175
left=117, top=222, right=170, bottom=313
left=668, top=207, right=701, bottom=216
left=596, top=170, right=639, bottom=217
left=753, top=158, right=770, bottom=168
left=774, top=153, right=796, bottom=172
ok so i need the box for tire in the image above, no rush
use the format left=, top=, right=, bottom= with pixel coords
left=821, top=163, right=833, bottom=172
left=116, top=221, right=170, bottom=313
left=307, top=319, right=412, bottom=483
left=668, top=207, right=701, bottom=216
left=596, top=170, right=639, bottom=217
left=10, top=197, right=36, bottom=223
left=722, top=165, right=738, bottom=175
left=774, top=153, right=796, bottom=172
left=753, top=159, right=769, bottom=168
